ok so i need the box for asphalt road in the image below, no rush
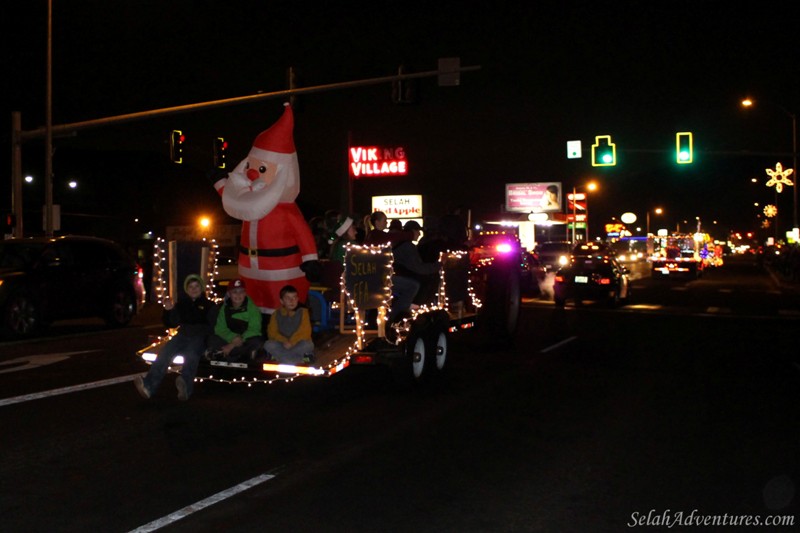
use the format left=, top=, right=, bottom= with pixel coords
left=1, top=255, right=799, bottom=532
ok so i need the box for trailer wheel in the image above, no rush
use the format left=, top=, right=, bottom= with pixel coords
left=391, top=333, right=429, bottom=388
left=410, top=336, right=428, bottom=381
left=428, top=328, right=448, bottom=374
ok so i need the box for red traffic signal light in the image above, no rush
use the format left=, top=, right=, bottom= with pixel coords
left=3, top=213, right=16, bottom=232
left=213, top=137, right=228, bottom=169
left=170, top=130, right=185, bottom=164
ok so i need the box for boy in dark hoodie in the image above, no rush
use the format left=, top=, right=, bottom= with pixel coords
left=134, top=274, right=215, bottom=401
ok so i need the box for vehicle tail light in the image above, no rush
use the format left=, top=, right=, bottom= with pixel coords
left=598, top=277, right=611, bottom=285
left=353, top=354, right=375, bottom=364
left=137, top=265, right=144, bottom=279
left=554, top=274, right=564, bottom=283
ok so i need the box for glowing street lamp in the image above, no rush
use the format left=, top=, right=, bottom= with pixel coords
left=646, top=207, right=663, bottom=236
left=198, top=216, right=211, bottom=232
left=570, top=181, right=598, bottom=244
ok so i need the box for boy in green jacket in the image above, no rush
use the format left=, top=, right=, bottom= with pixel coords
left=206, top=278, right=264, bottom=361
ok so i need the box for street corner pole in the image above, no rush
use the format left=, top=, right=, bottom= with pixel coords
left=347, top=130, right=354, bottom=215
left=11, top=112, right=24, bottom=238
left=792, top=112, right=798, bottom=235
left=45, top=0, right=54, bottom=237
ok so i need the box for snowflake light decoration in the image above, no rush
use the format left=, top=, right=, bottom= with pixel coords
left=765, top=162, right=794, bottom=193
left=763, top=204, right=778, bottom=218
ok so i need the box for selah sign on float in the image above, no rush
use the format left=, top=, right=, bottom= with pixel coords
left=349, top=146, right=408, bottom=178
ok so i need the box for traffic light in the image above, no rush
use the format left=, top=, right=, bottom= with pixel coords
left=591, top=135, right=616, bottom=167
left=676, top=132, right=693, bottom=164
left=392, top=65, right=417, bottom=104
left=169, top=130, right=185, bottom=164
left=213, top=137, right=228, bottom=169
left=2, top=213, right=15, bottom=232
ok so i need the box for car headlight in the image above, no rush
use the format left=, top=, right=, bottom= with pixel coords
left=558, top=255, right=568, bottom=266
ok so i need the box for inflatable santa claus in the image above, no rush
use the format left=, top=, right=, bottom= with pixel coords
left=214, top=103, right=319, bottom=314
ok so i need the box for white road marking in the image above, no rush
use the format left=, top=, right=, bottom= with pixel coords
left=540, top=336, right=577, bottom=353
left=129, top=473, right=276, bottom=532
left=0, top=373, right=142, bottom=407
left=0, top=350, right=100, bottom=375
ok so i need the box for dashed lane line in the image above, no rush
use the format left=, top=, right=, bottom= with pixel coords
left=540, top=336, right=578, bottom=354
left=128, top=472, right=277, bottom=532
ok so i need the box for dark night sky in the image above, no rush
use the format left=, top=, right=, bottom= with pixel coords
left=3, top=1, right=800, bottom=241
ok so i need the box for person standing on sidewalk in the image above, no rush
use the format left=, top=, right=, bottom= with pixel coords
left=134, top=274, right=216, bottom=401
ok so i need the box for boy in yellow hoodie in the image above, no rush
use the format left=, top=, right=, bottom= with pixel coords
left=264, top=284, right=314, bottom=364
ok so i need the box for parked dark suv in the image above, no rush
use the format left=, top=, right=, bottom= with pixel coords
left=0, top=236, right=146, bottom=338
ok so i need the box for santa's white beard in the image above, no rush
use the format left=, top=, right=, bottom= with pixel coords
left=222, top=169, right=289, bottom=221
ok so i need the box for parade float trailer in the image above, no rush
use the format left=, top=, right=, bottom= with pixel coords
left=136, top=241, right=521, bottom=387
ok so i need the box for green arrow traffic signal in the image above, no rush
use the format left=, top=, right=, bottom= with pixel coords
left=591, top=135, right=616, bottom=167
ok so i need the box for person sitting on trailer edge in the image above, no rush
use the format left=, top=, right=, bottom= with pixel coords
left=389, top=220, right=440, bottom=322
left=134, top=274, right=215, bottom=401
left=205, top=278, right=264, bottom=362
left=264, top=284, right=315, bottom=365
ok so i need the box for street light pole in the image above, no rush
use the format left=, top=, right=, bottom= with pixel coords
left=646, top=207, right=662, bottom=236
left=45, top=0, right=54, bottom=236
left=791, top=111, right=797, bottom=231
left=742, top=98, right=798, bottom=234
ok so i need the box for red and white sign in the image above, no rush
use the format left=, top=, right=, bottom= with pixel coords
left=371, top=195, right=423, bottom=219
left=349, top=146, right=408, bottom=178
left=567, top=192, right=586, bottom=211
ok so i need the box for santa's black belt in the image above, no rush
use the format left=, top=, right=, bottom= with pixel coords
left=241, top=245, right=300, bottom=258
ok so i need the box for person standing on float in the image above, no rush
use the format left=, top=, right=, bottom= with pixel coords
left=214, top=103, right=319, bottom=315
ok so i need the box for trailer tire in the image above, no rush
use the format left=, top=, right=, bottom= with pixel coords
left=391, top=334, right=429, bottom=388
left=428, top=328, right=448, bottom=376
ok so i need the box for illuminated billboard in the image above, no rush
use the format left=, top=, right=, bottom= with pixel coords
left=505, top=182, right=562, bottom=213
left=371, top=195, right=423, bottom=219
left=349, top=146, right=408, bottom=178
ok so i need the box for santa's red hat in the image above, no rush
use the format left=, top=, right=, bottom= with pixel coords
left=250, top=103, right=295, bottom=160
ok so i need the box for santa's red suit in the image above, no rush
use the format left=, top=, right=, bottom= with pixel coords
left=215, top=104, right=318, bottom=314
left=236, top=204, right=317, bottom=313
